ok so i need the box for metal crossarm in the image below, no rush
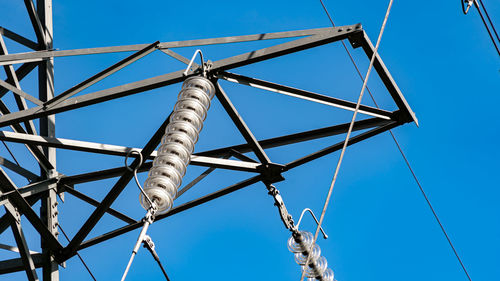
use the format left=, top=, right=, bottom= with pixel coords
left=0, top=3, right=418, bottom=279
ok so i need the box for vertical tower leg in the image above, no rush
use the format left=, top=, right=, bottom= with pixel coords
left=36, top=1, right=59, bottom=280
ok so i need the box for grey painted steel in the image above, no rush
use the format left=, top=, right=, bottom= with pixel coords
left=0, top=195, right=43, bottom=237
left=159, top=49, right=193, bottom=65
left=285, top=121, right=400, bottom=170
left=0, top=131, right=260, bottom=172
left=77, top=175, right=263, bottom=253
left=0, top=25, right=361, bottom=128
left=0, top=179, right=57, bottom=207
left=0, top=34, right=39, bottom=136
left=214, top=81, right=271, bottom=164
left=219, top=71, right=393, bottom=120
left=0, top=63, right=38, bottom=98
left=0, top=61, right=52, bottom=171
left=349, top=30, right=418, bottom=125
left=0, top=79, right=43, bottom=105
left=54, top=118, right=388, bottom=186
left=0, top=102, right=53, bottom=172
left=229, top=149, right=258, bottom=163
left=0, top=254, right=43, bottom=274
left=23, top=0, right=46, bottom=48
left=0, top=14, right=419, bottom=278
left=197, top=117, right=391, bottom=157
left=0, top=156, right=39, bottom=181
left=9, top=210, right=40, bottom=281
left=44, top=41, right=160, bottom=109
left=36, top=1, right=60, bottom=279
left=0, top=27, right=332, bottom=65
left=62, top=114, right=172, bottom=260
left=0, top=169, right=63, bottom=254
left=62, top=186, right=136, bottom=224
left=60, top=164, right=152, bottom=186
left=0, top=243, right=40, bottom=255
left=0, top=27, right=38, bottom=50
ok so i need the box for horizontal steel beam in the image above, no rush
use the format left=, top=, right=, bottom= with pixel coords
left=0, top=243, right=40, bottom=255
left=60, top=164, right=151, bottom=186
left=77, top=175, right=262, bottom=253
left=44, top=41, right=160, bottom=109
left=285, top=121, right=400, bottom=170
left=0, top=25, right=361, bottom=130
left=0, top=131, right=261, bottom=172
left=0, top=253, right=43, bottom=274
left=219, top=71, right=393, bottom=120
left=38, top=118, right=388, bottom=188
left=0, top=178, right=57, bottom=207
left=0, top=27, right=333, bottom=65
left=60, top=152, right=227, bottom=187
left=197, top=117, right=391, bottom=157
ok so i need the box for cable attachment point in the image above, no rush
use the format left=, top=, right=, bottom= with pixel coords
left=142, top=235, right=172, bottom=281
left=296, top=208, right=328, bottom=240
left=266, top=184, right=295, bottom=230
left=183, top=49, right=207, bottom=77
left=462, top=0, right=474, bottom=14
left=124, top=149, right=156, bottom=209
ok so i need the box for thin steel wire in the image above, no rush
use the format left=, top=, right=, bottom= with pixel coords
left=478, top=0, right=500, bottom=42
left=58, top=223, right=97, bottom=281
left=300, top=1, right=394, bottom=280
left=319, top=1, right=473, bottom=280
left=474, top=0, right=500, bottom=55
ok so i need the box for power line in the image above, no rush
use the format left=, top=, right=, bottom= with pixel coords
left=318, top=1, right=473, bottom=280
left=478, top=0, right=500, bottom=43
left=463, top=0, right=500, bottom=55
left=300, top=1, right=394, bottom=280
left=58, top=223, right=98, bottom=281
left=474, top=0, right=500, bottom=55
left=386, top=130, right=473, bottom=281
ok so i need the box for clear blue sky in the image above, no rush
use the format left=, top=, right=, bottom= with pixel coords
left=0, top=1, right=499, bottom=281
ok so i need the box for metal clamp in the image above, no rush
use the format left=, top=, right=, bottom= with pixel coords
left=296, top=208, right=328, bottom=239
left=462, top=0, right=474, bottom=14
left=183, top=49, right=206, bottom=76
left=266, top=184, right=295, bottom=230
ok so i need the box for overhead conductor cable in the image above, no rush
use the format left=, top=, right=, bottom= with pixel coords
left=300, top=1, right=395, bottom=280
left=319, top=1, right=474, bottom=280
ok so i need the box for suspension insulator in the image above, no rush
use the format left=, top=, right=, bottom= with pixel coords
left=140, top=76, right=215, bottom=213
left=288, top=231, right=336, bottom=281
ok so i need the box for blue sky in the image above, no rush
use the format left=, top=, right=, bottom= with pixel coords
left=0, top=1, right=499, bottom=281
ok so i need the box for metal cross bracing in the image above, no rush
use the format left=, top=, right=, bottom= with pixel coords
left=0, top=2, right=417, bottom=280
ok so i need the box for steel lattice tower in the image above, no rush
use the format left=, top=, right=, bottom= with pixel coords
left=0, top=1, right=417, bottom=280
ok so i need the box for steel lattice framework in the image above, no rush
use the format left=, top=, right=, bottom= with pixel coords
left=0, top=1, right=417, bottom=280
